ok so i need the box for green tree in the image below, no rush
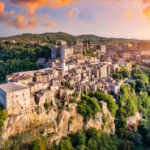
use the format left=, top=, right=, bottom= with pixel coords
left=87, top=138, right=98, bottom=150
left=125, top=99, right=137, bottom=117
left=135, top=80, right=146, bottom=93
left=70, top=130, right=86, bottom=146
left=120, top=68, right=131, bottom=79
left=86, top=127, right=99, bottom=139
left=77, top=96, right=101, bottom=121
left=44, top=102, right=50, bottom=110
left=59, top=139, right=73, bottom=150
left=30, top=139, right=45, bottom=150
left=76, top=145, right=85, bottom=150
left=93, top=91, right=117, bottom=116
left=133, top=133, right=143, bottom=144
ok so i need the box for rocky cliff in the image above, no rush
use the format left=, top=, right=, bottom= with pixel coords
left=126, top=112, right=142, bottom=127
left=2, top=101, right=115, bottom=142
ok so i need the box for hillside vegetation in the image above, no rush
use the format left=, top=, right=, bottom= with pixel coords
left=0, top=32, right=134, bottom=44
left=78, top=34, right=134, bottom=43
left=0, top=32, right=78, bottom=43
left=0, top=43, right=51, bottom=83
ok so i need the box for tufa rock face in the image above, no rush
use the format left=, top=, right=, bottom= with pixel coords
left=2, top=101, right=115, bottom=142
left=126, top=112, right=142, bottom=127
left=2, top=107, right=58, bottom=139
left=85, top=102, right=115, bottom=134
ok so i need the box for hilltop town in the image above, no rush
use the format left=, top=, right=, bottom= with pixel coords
left=0, top=36, right=150, bottom=149
left=0, top=39, right=133, bottom=116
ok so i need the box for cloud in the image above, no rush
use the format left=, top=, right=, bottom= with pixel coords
left=123, top=11, right=132, bottom=19
left=9, top=0, right=76, bottom=16
left=134, top=0, right=150, bottom=21
left=45, top=21, right=57, bottom=27
left=0, top=1, right=42, bottom=30
left=0, top=2, right=4, bottom=13
left=49, top=0, right=76, bottom=8
left=67, top=10, right=73, bottom=17
left=143, top=5, right=150, bottom=21
left=0, top=2, right=12, bottom=24
left=8, top=10, right=15, bottom=15
left=39, top=14, right=48, bottom=19
left=9, top=0, right=48, bottom=16
left=3, top=0, right=150, bottom=30
left=12, top=15, right=40, bottom=29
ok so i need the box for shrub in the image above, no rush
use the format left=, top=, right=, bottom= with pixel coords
left=133, top=133, right=143, bottom=144
left=30, top=139, right=45, bottom=150
left=0, top=109, right=8, bottom=134
left=68, top=116, right=74, bottom=125
left=61, top=81, right=72, bottom=89
left=59, top=139, right=73, bottom=150
left=93, top=91, right=117, bottom=116
left=77, top=96, right=101, bottom=121
left=69, top=99, right=77, bottom=103
left=69, top=130, right=86, bottom=146
left=76, top=145, right=85, bottom=150
left=87, top=138, right=98, bottom=150
left=44, top=102, right=50, bottom=110
left=132, top=69, right=149, bottom=83
left=86, top=127, right=99, bottom=139
left=111, top=67, right=130, bottom=80
left=102, top=114, right=109, bottom=125
left=125, top=99, right=137, bottom=117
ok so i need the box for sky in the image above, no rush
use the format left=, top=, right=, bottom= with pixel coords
left=1, top=0, right=150, bottom=39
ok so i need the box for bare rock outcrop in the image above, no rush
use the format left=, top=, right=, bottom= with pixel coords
left=126, top=112, right=142, bottom=126
left=85, top=102, right=115, bottom=134
left=2, top=101, right=115, bottom=142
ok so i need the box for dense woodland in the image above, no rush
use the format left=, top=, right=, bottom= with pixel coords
left=0, top=43, right=51, bottom=83
left=0, top=32, right=77, bottom=43
left=78, top=34, right=134, bottom=44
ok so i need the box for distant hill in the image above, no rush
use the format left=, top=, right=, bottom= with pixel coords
left=78, top=34, right=136, bottom=43
left=0, top=32, right=78, bottom=43
left=78, top=34, right=101, bottom=41
left=0, top=32, right=138, bottom=43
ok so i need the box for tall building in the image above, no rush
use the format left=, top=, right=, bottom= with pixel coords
left=61, top=46, right=74, bottom=60
left=100, top=45, right=107, bottom=53
left=96, top=45, right=107, bottom=57
left=99, top=65, right=109, bottom=78
left=61, top=59, right=68, bottom=71
left=51, top=46, right=61, bottom=59
left=51, top=45, right=74, bottom=60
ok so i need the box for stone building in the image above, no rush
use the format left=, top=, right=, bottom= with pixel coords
left=99, top=65, right=110, bottom=78
left=51, top=45, right=74, bottom=60
left=35, top=90, right=54, bottom=107
left=0, top=82, right=31, bottom=115
left=61, top=46, right=74, bottom=60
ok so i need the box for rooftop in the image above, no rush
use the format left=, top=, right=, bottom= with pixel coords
left=0, top=82, right=29, bottom=93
